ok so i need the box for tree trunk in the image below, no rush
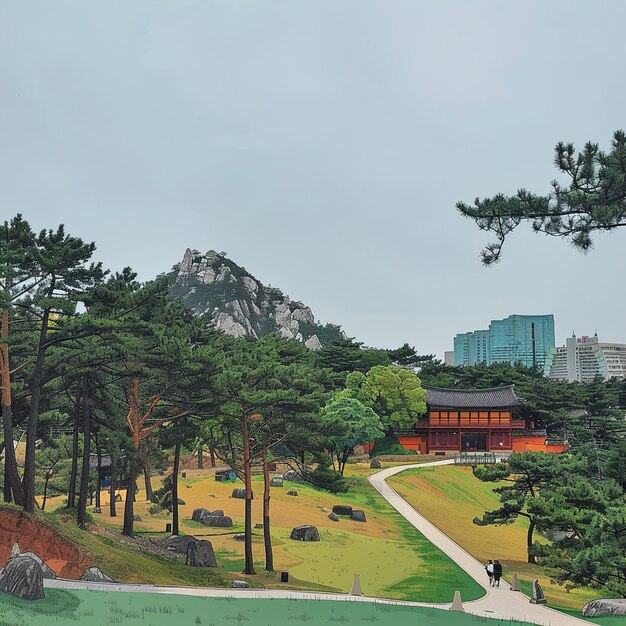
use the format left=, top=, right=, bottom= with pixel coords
left=67, top=387, right=81, bottom=509
left=242, top=412, right=256, bottom=575
left=109, top=449, right=117, bottom=517
left=527, top=518, right=537, bottom=564
left=77, top=376, right=91, bottom=529
left=197, top=445, right=203, bottom=470
left=209, top=444, right=216, bottom=468
left=23, top=307, right=51, bottom=512
left=172, top=441, right=181, bottom=535
left=95, top=435, right=102, bottom=510
left=1, top=307, right=23, bottom=505
left=143, top=466, right=154, bottom=502
left=122, top=463, right=136, bottom=536
left=262, top=448, right=274, bottom=572
left=42, top=473, right=50, bottom=511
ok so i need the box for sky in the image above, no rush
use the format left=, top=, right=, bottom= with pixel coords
left=2, top=1, right=625, bottom=358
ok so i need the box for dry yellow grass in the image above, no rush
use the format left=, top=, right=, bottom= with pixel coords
left=388, top=466, right=604, bottom=610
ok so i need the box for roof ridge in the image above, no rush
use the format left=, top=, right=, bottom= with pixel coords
left=422, top=385, right=516, bottom=393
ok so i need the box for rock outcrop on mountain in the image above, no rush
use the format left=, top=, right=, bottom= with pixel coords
left=170, top=249, right=342, bottom=348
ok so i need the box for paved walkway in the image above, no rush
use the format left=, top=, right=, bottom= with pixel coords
left=368, top=460, right=594, bottom=626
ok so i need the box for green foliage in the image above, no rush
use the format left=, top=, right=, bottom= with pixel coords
left=307, top=454, right=348, bottom=493
left=457, top=129, right=626, bottom=264
left=369, top=432, right=414, bottom=457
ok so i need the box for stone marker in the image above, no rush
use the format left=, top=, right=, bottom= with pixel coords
left=287, top=489, right=298, bottom=496
left=115, top=494, right=122, bottom=502
left=530, top=579, right=547, bottom=604
left=328, top=512, right=339, bottom=522
left=290, top=525, right=320, bottom=542
left=234, top=534, right=245, bottom=541
left=450, top=590, right=464, bottom=612
left=369, top=459, right=382, bottom=469
left=80, top=566, right=114, bottom=583
left=582, top=599, right=626, bottom=617
left=232, top=580, right=249, bottom=588
left=19, top=552, right=56, bottom=579
left=0, top=555, right=44, bottom=600
left=186, top=540, right=217, bottom=567
left=332, top=505, right=352, bottom=516
left=201, top=515, right=233, bottom=528
left=511, top=573, right=520, bottom=591
left=350, top=510, right=367, bottom=523
left=349, top=574, right=363, bottom=596
left=192, top=508, right=211, bottom=522
left=270, top=477, right=283, bottom=487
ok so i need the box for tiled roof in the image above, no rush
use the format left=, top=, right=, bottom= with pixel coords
left=424, top=385, right=522, bottom=408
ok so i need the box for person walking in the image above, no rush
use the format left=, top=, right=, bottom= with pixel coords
left=485, top=560, right=494, bottom=586
left=493, top=560, right=503, bottom=587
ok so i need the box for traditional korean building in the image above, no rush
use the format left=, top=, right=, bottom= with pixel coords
left=393, top=385, right=567, bottom=454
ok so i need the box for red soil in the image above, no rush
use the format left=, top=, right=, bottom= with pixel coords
left=0, top=507, right=93, bottom=579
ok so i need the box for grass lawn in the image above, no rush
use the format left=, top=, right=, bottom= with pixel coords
left=41, top=461, right=482, bottom=602
left=387, top=466, right=607, bottom=612
left=0, top=588, right=536, bottom=626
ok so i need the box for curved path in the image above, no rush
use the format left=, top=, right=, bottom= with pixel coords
left=368, top=460, right=593, bottom=626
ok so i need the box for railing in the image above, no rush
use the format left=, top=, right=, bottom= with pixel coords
left=454, top=452, right=497, bottom=465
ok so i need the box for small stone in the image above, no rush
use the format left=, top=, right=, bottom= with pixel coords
left=177, top=498, right=186, bottom=505
left=132, top=514, right=142, bottom=522
left=287, top=490, right=298, bottom=496
left=290, top=525, right=320, bottom=542
left=350, top=510, right=367, bottom=523
left=283, top=469, right=305, bottom=484
left=328, top=512, right=339, bottom=522
left=115, top=494, right=122, bottom=502
left=332, top=505, right=352, bottom=516
left=186, top=540, right=217, bottom=567
left=92, top=507, right=102, bottom=514
left=232, top=580, right=249, bottom=588
left=234, top=534, right=246, bottom=541
left=270, top=477, right=283, bottom=487
left=10, top=543, right=19, bottom=558
left=254, top=523, right=264, bottom=529
left=80, top=566, right=114, bottom=583
left=369, top=459, right=382, bottom=469
left=0, top=555, right=44, bottom=600
left=320, top=507, right=328, bottom=512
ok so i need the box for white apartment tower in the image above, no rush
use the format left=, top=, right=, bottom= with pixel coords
left=544, top=333, right=626, bottom=382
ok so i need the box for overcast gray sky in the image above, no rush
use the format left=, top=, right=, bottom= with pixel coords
left=2, top=1, right=625, bottom=358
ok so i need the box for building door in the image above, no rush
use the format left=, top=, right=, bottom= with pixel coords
left=461, top=432, right=487, bottom=451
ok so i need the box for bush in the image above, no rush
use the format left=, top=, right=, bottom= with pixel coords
left=369, top=433, right=414, bottom=457
left=307, top=455, right=348, bottom=493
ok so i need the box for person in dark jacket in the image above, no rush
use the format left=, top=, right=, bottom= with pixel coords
left=493, top=560, right=503, bottom=587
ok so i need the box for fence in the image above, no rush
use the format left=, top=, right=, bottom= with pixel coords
left=454, top=452, right=497, bottom=465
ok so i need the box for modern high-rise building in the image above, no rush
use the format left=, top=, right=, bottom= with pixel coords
left=544, top=334, right=626, bottom=382
left=453, top=314, right=555, bottom=369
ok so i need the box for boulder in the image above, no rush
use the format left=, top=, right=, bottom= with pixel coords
left=159, top=535, right=197, bottom=555
left=132, top=514, right=142, bottom=522
left=232, top=488, right=252, bottom=499
left=177, top=498, right=186, bottom=505
left=290, top=525, right=320, bottom=542
left=18, top=552, right=56, bottom=579
left=582, top=599, right=626, bottom=617
left=232, top=580, right=249, bottom=588
left=192, top=508, right=211, bottom=522
left=186, top=540, right=217, bottom=568
left=328, top=512, right=339, bottom=522
left=270, top=477, right=283, bottom=487
left=287, top=490, right=298, bottom=496
left=92, top=507, right=102, bottom=514
left=332, top=505, right=352, bottom=516
left=209, top=509, right=225, bottom=517
left=283, top=470, right=305, bottom=484
left=369, top=459, right=382, bottom=469
left=350, top=510, right=367, bottom=523
left=80, top=566, right=114, bottom=583
left=201, top=515, right=233, bottom=528
left=0, top=555, right=44, bottom=600
left=234, top=534, right=246, bottom=542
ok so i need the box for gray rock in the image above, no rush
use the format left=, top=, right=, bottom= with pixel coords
left=270, top=477, right=283, bottom=487
left=290, top=525, right=320, bottom=542
left=254, top=523, right=264, bottom=529
left=115, top=494, right=122, bottom=502
left=283, top=470, right=305, bottom=484
left=328, top=512, right=339, bottom=522
left=287, top=490, right=298, bottom=496
left=201, top=515, right=233, bottom=528
left=92, top=506, right=102, bottom=514
left=350, top=510, right=367, bottom=523
left=332, top=505, right=352, bottom=516
left=192, top=508, right=211, bottom=522
left=320, top=507, right=328, bottom=512
left=132, top=514, right=142, bottom=522
left=582, top=599, right=626, bottom=617
left=231, top=488, right=251, bottom=499
left=80, top=566, right=114, bottom=583
left=177, top=498, right=186, bottom=505
left=232, top=579, right=249, bottom=588
left=234, top=533, right=246, bottom=541
left=159, top=535, right=197, bottom=555
left=369, top=458, right=382, bottom=469
left=209, top=509, right=225, bottom=517
left=0, top=555, right=44, bottom=600
left=18, top=553, right=56, bottom=579
left=186, top=540, right=217, bottom=568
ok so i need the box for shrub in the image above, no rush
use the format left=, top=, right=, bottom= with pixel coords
left=307, top=455, right=348, bottom=493
left=369, top=433, right=413, bottom=457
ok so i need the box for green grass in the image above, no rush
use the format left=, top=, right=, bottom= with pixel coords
left=0, top=589, right=542, bottom=626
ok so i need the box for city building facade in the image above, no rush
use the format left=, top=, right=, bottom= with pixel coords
left=453, top=314, right=555, bottom=369
left=544, top=334, right=626, bottom=382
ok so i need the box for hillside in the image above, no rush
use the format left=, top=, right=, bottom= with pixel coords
left=170, top=248, right=343, bottom=348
